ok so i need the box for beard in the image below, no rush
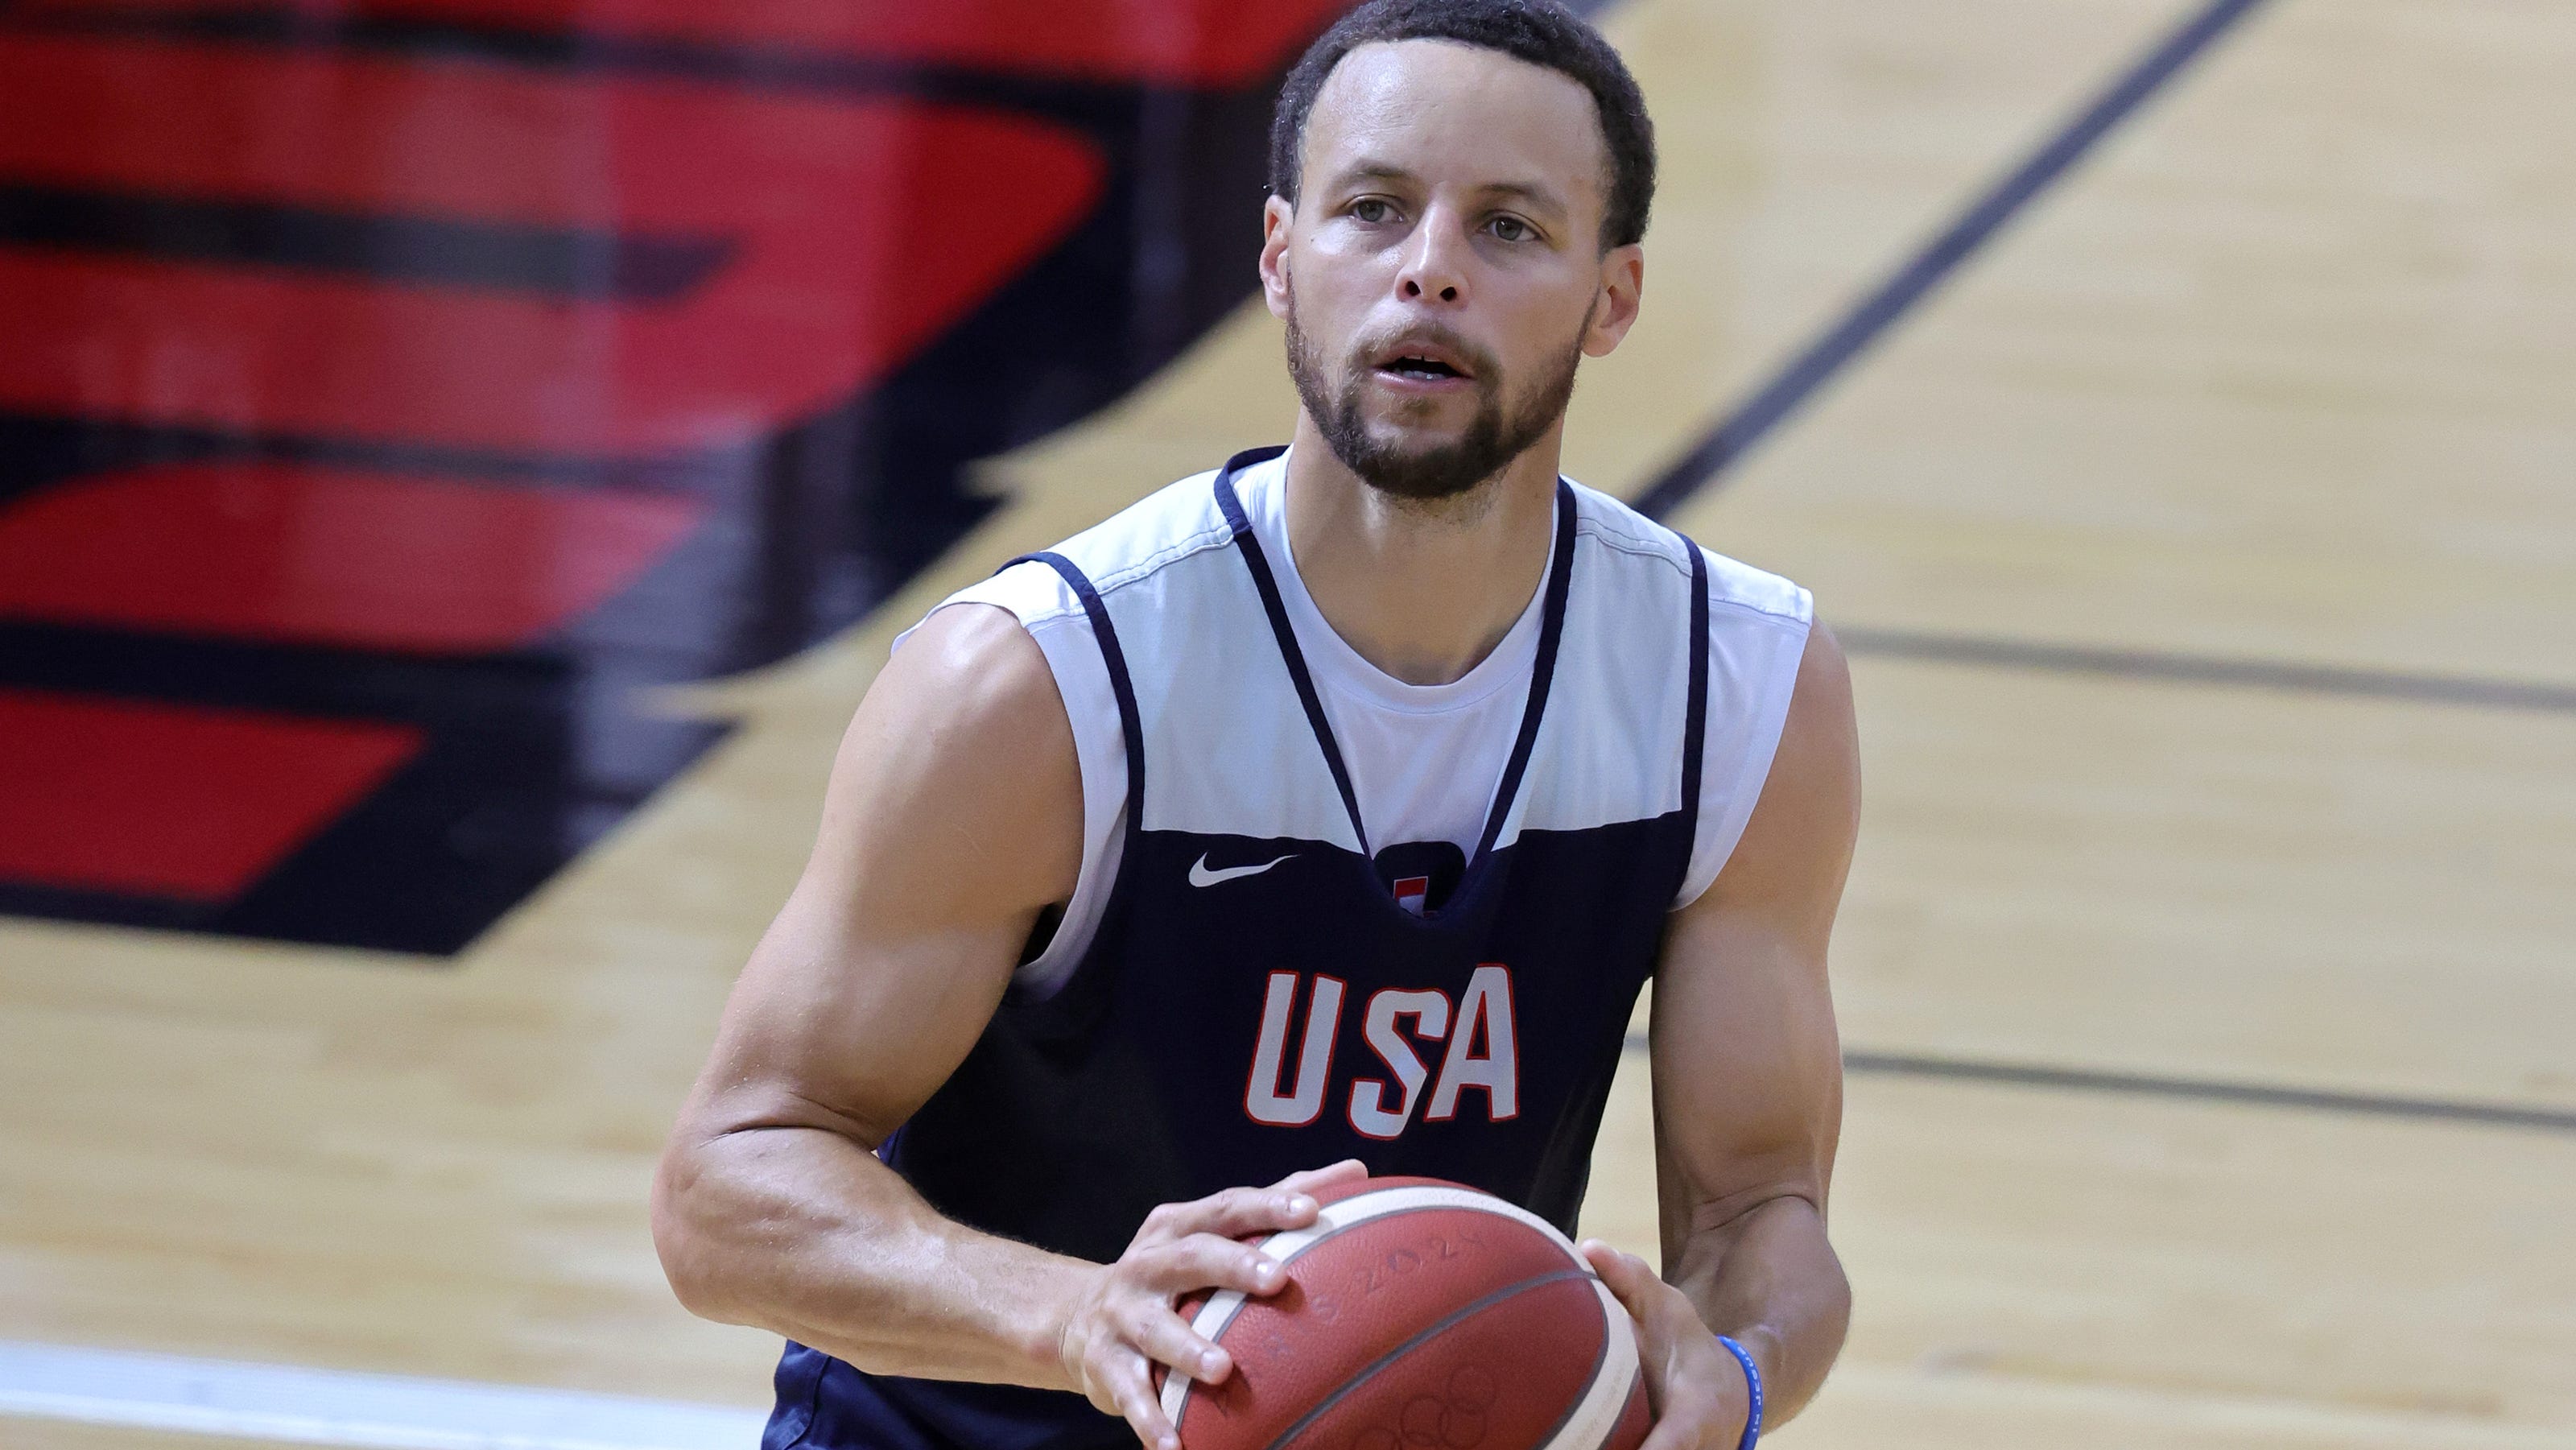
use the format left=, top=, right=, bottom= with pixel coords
left=1285, top=300, right=1587, bottom=503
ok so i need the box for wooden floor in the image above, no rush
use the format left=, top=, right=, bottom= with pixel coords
left=6, top=0, right=2573, bottom=1444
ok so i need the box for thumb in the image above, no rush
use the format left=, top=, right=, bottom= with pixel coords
left=1578, top=1239, right=1660, bottom=1316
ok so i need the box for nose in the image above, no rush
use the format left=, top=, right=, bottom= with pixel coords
left=1395, top=204, right=1470, bottom=305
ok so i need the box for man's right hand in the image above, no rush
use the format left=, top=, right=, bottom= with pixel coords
left=1058, top=1160, right=1368, bottom=1450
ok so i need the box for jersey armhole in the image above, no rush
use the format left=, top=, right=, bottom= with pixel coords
left=1671, top=582, right=1815, bottom=911
left=905, top=567, right=1128, bottom=997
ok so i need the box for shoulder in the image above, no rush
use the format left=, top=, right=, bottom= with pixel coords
left=922, top=465, right=1245, bottom=647
left=1562, top=481, right=1813, bottom=632
left=826, top=601, right=1083, bottom=909
left=1046, top=465, right=1244, bottom=600
left=1689, top=619, right=1859, bottom=923
left=1779, top=622, right=1856, bottom=764
left=886, top=600, right=1067, bottom=724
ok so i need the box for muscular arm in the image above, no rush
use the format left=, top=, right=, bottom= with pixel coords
left=651, top=602, right=1090, bottom=1382
left=1583, top=622, right=1860, bottom=1444
left=651, top=605, right=1346, bottom=1442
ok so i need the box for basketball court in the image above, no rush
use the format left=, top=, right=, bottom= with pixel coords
left=2, top=0, right=2570, bottom=1446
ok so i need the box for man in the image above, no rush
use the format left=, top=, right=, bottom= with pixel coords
left=652, top=3, right=1858, bottom=1448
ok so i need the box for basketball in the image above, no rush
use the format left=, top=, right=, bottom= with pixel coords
left=1159, top=1176, right=1651, bottom=1450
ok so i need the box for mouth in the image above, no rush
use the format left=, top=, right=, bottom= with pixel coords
left=1369, top=339, right=1476, bottom=386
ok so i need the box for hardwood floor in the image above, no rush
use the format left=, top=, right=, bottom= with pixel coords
left=4, top=0, right=2569, bottom=1444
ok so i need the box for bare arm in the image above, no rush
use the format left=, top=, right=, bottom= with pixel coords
left=650, top=604, right=1352, bottom=1447
left=1583, top=622, right=1860, bottom=1446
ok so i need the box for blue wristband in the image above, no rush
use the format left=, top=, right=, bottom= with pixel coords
left=1715, top=1336, right=1763, bottom=1450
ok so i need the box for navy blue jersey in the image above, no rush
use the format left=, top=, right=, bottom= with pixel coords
left=766, top=448, right=1812, bottom=1450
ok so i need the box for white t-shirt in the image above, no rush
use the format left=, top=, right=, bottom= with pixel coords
left=1235, top=459, right=1549, bottom=860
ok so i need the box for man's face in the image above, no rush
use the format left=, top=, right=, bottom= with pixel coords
left=1262, top=39, right=1642, bottom=502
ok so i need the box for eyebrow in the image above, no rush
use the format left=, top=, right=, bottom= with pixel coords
left=1479, top=180, right=1569, bottom=215
left=1325, top=161, right=1571, bottom=216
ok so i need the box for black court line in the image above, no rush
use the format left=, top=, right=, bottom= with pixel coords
left=1844, top=1052, right=2576, bottom=1136
left=1634, top=0, right=2275, bottom=519
left=1838, top=627, right=2576, bottom=716
left=1620, top=1037, right=2576, bottom=1136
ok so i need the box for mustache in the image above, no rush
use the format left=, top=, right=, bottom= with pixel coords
left=1348, top=324, right=1501, bottom=381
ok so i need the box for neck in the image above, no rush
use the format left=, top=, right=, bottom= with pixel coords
left=1280, top=413, right=1563, bottom=687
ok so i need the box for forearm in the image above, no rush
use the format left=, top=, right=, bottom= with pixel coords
left=652, top=1122, right=1088, bottom=1387
left=1670, top=1196, right=1850, bottom=1427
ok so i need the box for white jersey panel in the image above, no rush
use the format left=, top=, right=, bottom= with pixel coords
left=1104, top=535, right=1364, bottom=849
left=1496, top=499, right=1689, bottom=845
left=1674, top=548, right=1814, bottom=903
left=905, top=457, right=1813, bottom=996
left=1485, top=484, right=1813, bottom=905
left=1237, top=454, right=1546, bottom=861
left=915, top=557, right=1129, bottom=999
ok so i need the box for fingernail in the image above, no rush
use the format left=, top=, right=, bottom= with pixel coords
left=1287, top=1194, right=1315, bottom=1215
left=1202, top=1349, right=1224, bottom=1375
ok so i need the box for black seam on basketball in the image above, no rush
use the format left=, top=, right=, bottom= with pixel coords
left=1529, top=1283, right=1615, bottom=1450
left=1179, top=1204, right=1491, bottom=1431
left=1174, top=1200, right=1585, bottom=1433
left=1252, top=1268, right=1597, bottom=1450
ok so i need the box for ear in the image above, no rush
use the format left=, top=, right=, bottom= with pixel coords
left=1259, top=194, right=1297, bottom=321
left=1580, top=242, right=1645, bottom=357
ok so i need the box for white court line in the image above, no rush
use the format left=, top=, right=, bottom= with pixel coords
left=0, top=1341, right=767, bottom=1450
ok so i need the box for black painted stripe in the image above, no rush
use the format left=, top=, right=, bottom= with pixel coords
left=9, top=4, right=1191, bottom=123
left=1633, top=0, right=2277, bottom=518
left=0, top=184, right=733, bottom=301
left=1839, top=627, right=2576, bottom=716
left=1621, top=1036, right=2576, bottom=1136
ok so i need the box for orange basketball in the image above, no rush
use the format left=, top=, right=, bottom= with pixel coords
left=1161, top=1176, right=1651, bottom=1450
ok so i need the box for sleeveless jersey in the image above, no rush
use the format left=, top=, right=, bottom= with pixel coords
left=766, top=448, right=1813, bottom=1450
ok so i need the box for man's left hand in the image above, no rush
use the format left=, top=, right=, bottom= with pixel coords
left=1580, top=1241, right=1753, bottom=1450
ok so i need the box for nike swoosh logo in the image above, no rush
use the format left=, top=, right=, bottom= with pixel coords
left=1187, top=853, right=1297, bottom=888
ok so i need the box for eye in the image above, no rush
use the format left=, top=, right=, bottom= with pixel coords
left=1351, top=197, right=1396, bottom=225
left=1487, top=215, right=1534, bottom=242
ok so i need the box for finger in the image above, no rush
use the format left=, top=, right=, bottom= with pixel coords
left=1148, top=1184, right=1325, bottom=1244
left=1138, top=1233, right=1290, bottom=1298
left=1267, top=1159, right=1367, bottom=1195
left=1124, top=1299, right=1234, bottom=1386
left=1098, top=1349, right=1182, bottom=1450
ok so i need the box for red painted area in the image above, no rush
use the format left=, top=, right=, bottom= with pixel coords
left=26, top=0, right=1349, bottom=85
left=0, top=689, right=423, bottom=900
left=0, top=465, right=707, bottom=651
left=0, top=35, right=1105, bottom=452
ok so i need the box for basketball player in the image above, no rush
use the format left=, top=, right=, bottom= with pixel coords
left=654, top=4, right=1857, bottom=1448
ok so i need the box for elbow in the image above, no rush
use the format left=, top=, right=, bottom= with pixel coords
left=650, top=1137, right=741, bottom=1325
left=1823, top=1249, right=1854, bottom=1349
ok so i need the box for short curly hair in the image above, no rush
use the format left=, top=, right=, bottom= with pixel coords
left=1268, top=0, right=1657, bottom=250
